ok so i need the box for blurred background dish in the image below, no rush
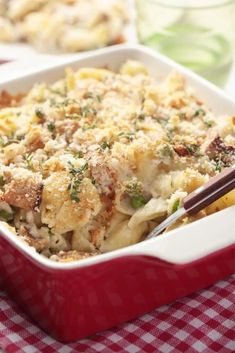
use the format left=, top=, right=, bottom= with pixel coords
left=0, top=0, right=128, bottom=53
left=136, top=0, right=235, bottom=86
left=0, top=0, right=234, bottom=89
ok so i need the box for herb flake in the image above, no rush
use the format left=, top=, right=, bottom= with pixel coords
left=68, top=162, right=88, bottom=203
left=47, top=122, right=55, bottom=132
left=194, top=108, right=206, bottom=117
left=35, top=107, right=44, bottom=120
left=0, top=174, right=4, bottom=186
left=204, top=120, right=214, bottom=128
left=118, top=132, right=135, bottom=142
left=138, top=113, right=146, bottom=121
left=23, top=154, right=33, bottom=169
left=100, top=141, right=111, bottom=150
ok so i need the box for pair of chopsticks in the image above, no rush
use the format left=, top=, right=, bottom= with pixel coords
left=146, top=166, right=235, bottom=239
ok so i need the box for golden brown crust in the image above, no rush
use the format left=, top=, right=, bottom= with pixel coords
left=0, top=90, right=24, bottom=108
left=3, top=172, right=43, bottom=210
left=25, top=127, right=45, bottom=152
left=19, top=225, right=48, bottom=252
left=53, top=250, right=100, bottom=262
left=55, top=119, right=80, bottom=139
left=41, top=172, right=102, bottom=234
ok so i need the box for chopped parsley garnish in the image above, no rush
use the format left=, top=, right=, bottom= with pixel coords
left=160, top=144, right=173, bottom=158
left=95, top=94, right=102, bottom=103
left=166, top=130, right=173, bottom=141
left=48, top=228, right=54, bottom=236
left=214, top=160, right=223, bottom=172
left=194, top=108, right=206, bottom=117
left=35, top=107, right=45, bottom=120
left=172, top=199, right=180, bottom=213
left=81, top=105, right=90, bottom=117
left=118, top=132, right=135, bottom=142
left=68, top=162, right=88, bottom=202
left=0, top=136, right=4, bottom=148
left=204, top=120, right=214, bottom=128
left=185, top=144, right=200, bottom=156
left=0, top=174, right=4, bottom=186
left=81, top=105, right=97, bottom=118
left=0, top=210, right=14, bottom=221
left=47, top=122, right=55, bottom=132
left=140, top=93, right=145, bottom=104
left=73, top=151, right=84, bottom=158
left=49, top=98, right=76, bottom=108
left=85, top=92, right=101, bottom=103
left=16, top=135, right=25, bottom=141
left=138, top=113, right=146, bottom=121
left=68, top=162, right=88, bottom=176
left=82, top=124, right=97, bottom=131
left=154, top=116, right=168, bottom=126
left=100, top=141, right=111, bottom=150
left=69, top=179, right=81, bottom=203
left=23, top=154, right=33, bottom=169
left=0, top=135, right=20, bottom=147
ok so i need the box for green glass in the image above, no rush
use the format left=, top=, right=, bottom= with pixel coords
left=136, top=0, right=235, bottom=86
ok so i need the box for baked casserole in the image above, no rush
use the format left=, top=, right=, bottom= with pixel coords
left=0, top=60, right=234, bottom=262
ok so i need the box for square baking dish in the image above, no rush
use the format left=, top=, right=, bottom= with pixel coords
left=0, top=45, right=234, bottom=343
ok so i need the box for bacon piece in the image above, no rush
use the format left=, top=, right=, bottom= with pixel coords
left=173, top=144, right=190, bottom=157
left=3, top=172, right=43, bottom=210
left=206, top=136, right=235, bottom=166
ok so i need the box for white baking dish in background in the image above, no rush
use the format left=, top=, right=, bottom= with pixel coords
left=0, top=45, right=234, bottom=342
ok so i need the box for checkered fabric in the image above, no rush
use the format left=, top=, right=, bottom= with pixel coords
left=0, top=275, right=234, bottom=353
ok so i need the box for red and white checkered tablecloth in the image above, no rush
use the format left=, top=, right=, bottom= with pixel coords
left=0, top=275, right=234, bottom=353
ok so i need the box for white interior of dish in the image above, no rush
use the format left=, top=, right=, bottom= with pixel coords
left=0, top=45, right=234, bottom=269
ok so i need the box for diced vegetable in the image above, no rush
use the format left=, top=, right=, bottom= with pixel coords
left=172, top=199, right=180, bottom=213
left=0, top=209, right=14, bottom=221
left=131, top=195, right=147, bottom=209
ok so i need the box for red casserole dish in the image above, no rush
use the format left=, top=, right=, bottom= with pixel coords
left=0, top=45, right=234, bottom=342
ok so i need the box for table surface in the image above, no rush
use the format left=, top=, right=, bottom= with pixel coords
left=0, top=275, right=234, bottom=353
